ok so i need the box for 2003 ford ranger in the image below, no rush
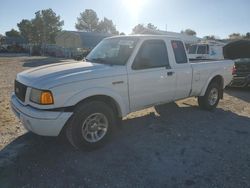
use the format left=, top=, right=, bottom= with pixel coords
left=11, top=35, right=234, bottom=149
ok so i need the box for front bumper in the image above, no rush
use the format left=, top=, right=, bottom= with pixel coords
left=229, top=75, right=250, bottom=87
left=11, top=94, right=73, bottom=136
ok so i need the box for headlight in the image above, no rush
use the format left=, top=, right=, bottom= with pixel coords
left=30, top=88, right=54, bottom=105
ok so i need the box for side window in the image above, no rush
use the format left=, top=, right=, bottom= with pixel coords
left=197, top=45, right=207, bottom=54
left=188, top=45, right=197, bottom=54
left=171, top=40, right=188, bottom=64
left=132, top=40, right=170, bottom=70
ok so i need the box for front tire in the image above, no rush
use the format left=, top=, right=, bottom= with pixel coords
left=66, top=101, right=115, bottom=150
left=198, top=83, right=220, bottom=111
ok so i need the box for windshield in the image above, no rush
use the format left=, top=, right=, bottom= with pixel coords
left=188, top=45, right=197, bottom=54
left=86, top=37, right=138, bottom=65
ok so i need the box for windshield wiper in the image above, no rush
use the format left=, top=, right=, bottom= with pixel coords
left=84, top=57, right=90, bottom=62
left=88, top=58, right=118, bottom=66
left=86, top=58, right=124, bottom=66
left=88, top=58, right=107, bottom=64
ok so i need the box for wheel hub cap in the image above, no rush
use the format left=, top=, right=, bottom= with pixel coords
left=208, top=88, right=219, bottom=106
left=81, top=113, right=108, bottom=143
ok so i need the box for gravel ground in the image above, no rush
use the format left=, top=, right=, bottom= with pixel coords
left=0, top=56, right=250, bottom=188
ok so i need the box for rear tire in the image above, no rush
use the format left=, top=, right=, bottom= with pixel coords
left=198, top=82, right=220, bottom=111
left=66, top=101, right=115, bottom=150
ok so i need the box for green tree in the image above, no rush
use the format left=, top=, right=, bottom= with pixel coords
left=132, top=23, right=158, bottom=34
left=75, top=9, right=99, bottom=31
left=203, top=35, right=216, bottom=40
left=132, top=24, right=146, bottom=34
left=97, top=17, right=119, bottom=34
left=33, top=9, right=64, bottom=44
left=147, top=23, right=157, bottom=30
left=17, top=19, right=34, bottom=42
left=0, top=34, right=4, bottom=45
left=5, top=29, right=20, bottom=37
left=181, top=29, right=197, bottom=36
left=229, top=33, right=242, bottom=40
left=244, top=32, right=250, bottom=39
left=17, top=9, right=64, bottom=44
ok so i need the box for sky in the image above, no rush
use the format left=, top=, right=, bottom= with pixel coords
left=0, top=0, right=250, bottom=38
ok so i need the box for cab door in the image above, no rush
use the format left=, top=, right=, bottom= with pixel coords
left=170, top=40, right=192, bottom=99
left=128, top=39, right=176, bottom=111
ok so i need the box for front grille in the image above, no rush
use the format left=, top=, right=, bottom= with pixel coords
left=15, top=80, right=27, bottom=102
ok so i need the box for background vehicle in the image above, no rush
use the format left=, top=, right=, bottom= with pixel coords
left=11, top=35, right=234, bottom=150
left=223, top=40, right=250, bottom=87
left=188, top=41, right=225, bottom=60
left=230, top=59, right=250, bottom=87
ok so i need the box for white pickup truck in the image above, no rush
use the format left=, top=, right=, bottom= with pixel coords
left=11, top=35, right=234, bottom=150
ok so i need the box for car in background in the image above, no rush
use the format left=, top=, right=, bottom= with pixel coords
left=188, top=41, right=225, bottom=60
left=223, top=40, right=250, bottom=87
left=230, top=58, right=250, bottom=87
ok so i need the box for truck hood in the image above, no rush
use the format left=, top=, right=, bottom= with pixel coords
left=17, top=61, right=127, bottom=89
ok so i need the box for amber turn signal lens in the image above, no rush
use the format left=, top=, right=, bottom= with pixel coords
left=40, top=91, right=54, bottom=105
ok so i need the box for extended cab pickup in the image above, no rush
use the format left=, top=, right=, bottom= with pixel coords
left=11, top=35, right=234, bottom=149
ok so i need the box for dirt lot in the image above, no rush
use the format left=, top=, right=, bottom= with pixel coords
left=0, top=56, right=250, bottom=188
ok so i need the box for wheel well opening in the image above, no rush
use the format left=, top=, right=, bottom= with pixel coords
left=210, top=75, right=224, bottom=88
left=209, top=75, right=224, bottom=98
left=75, top=95, right=122, bottom=118
left=59, top=95, right=122, bottom=138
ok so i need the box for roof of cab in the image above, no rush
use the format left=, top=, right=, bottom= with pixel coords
left=107, top=34, right=181, bottom=40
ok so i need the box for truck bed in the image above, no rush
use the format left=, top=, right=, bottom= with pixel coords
left=189, top=59, right=234, bottom=97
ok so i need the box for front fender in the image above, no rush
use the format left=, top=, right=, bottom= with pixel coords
left=63, top=87, right=130, bottom=117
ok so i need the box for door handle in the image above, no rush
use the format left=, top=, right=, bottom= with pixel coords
left=167, top=71, right=174, bottom=76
